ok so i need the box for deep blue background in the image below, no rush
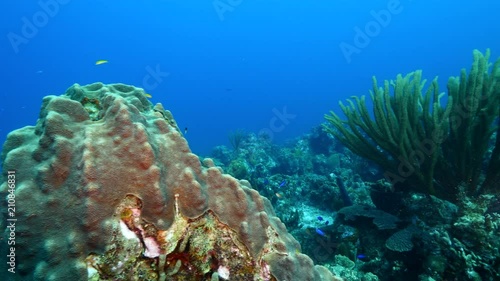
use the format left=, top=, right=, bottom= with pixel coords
left=1, top=0, right=499, bottom=156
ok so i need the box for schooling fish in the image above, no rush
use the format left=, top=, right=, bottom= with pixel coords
left=317, top=216, right=324, bottom=221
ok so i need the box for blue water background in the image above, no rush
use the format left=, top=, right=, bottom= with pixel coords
left=1, top=0, right=499, bottom=157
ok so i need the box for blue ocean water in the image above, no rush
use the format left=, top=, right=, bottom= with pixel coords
left=1, top=0, right=499, bottom=156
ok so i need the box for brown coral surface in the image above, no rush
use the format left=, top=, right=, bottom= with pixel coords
left=1, top=83, right=338, bottom=281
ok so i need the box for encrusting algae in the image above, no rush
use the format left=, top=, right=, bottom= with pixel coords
left=87, top=194, right=275, bottom=281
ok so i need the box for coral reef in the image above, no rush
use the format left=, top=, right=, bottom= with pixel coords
left=324, top=49, right=500, bottom=202
left=206, top=112, right=499, bottom=280
left=0, top=83, right=339, bottom=280
left=337, top=205, right=399, bottom=230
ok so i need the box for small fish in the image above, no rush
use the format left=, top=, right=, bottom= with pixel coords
left=317, top=216, right=323, bottom=221
left=315, top=228, right=326, bottom=237
left=279, top=180, right=287, bottom=188
left=184, top=127, right=188, bottom=134
left=144, top=93, right=152, bottom=98
left=325, top=220, right=329, bottom=225
left=95, top=60, right=108, bottom=65
left=36, top=70, right=43, bottom=74
left=356, top=254, right=367, bottom=259
left=275, top=192, right=282, bottom=198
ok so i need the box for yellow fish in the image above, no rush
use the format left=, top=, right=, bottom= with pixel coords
left=144, top=93, right=152, bottom=98
left=95, top=60, right=108, bottom=65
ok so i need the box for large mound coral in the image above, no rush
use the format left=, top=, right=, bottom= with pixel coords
left=0, top=83, right=339, bottom=280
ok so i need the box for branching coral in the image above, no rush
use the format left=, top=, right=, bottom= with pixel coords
left=324, top=50, right=500, bottom=201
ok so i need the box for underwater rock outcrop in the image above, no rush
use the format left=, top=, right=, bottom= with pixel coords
left=0, top=83, right=340, bottom=281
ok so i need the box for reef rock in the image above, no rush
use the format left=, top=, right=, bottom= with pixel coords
left=0, top=83, right=339, bottom=281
